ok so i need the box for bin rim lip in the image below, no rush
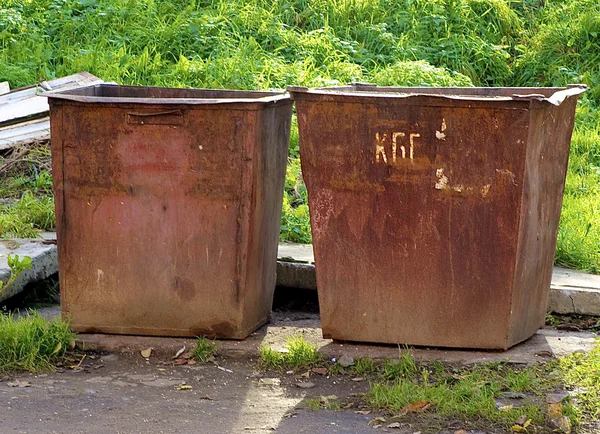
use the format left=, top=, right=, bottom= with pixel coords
left=43, top=83, right=292, bottom=105
left=287, top=84, right=588, bottom=106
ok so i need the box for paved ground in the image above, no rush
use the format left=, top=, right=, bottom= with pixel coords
left=1, top=353, right=382, bottom=434
left=4, top=302, right=599, bottom=434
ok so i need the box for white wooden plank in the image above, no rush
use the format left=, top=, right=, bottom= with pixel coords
left=0, top=117, right=50, bottom=150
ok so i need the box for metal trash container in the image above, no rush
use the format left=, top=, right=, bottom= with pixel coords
left=289, top=84, right=586, bottom=349
left=48, top=85, right=293, bottom=338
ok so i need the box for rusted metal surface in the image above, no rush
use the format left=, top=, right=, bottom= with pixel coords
left=290, top=84, right=586, bottom=350
left=48, top=84, right=292, bottom=338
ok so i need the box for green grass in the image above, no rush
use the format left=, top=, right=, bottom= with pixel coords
left=559, top=340, right=600, bottom=425
left=340, top=345, right=600, bottom=432
left=191, top=336, right=217, bottom=363
left=260, top=334, right=322, bottom=370
left=366, top=357, right=553, bottom=431
left=382, top=348, right=419, bottom=380
left=352, top=357, right=378, bottom=376
left=0, top=191, right=55, bottom=238
left=306, top=396, right=342, bottom=410
left=1, top=0, right=599, bottom=272
left=0, top=310, right=75, bottom=373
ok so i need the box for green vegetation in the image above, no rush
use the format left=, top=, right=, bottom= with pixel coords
left=191, top=336, right=217, bottom=362
left=559, top=341, right=600, bottom=425
left=306, top=396, right=342, bottom=410
left=0, top=140, right=55, bottom=238
left=352, top=357, right=377, bottom=376
left=0, top=191, right=55, bottom=238
left=1, top=0, right=599, bottom=271
left=0, top=310, right=74, bottom=372
left=260, top=334, right=321, bottom=369
left=0, top=254, right=32, bottom=292
left=315, top=346, right=600, bottom=432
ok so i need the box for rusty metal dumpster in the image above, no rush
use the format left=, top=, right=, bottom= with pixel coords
left=289, top=84, right=586, bottom=349
left=48, top=85, right=293, bottom=338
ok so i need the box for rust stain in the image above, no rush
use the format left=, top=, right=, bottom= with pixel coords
left=172, top=276, right=195, bottom=301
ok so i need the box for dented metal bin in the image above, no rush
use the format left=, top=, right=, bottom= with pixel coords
left=289, top=84, right=586, bottom=350
left=48, top=85, right=293, bottom=338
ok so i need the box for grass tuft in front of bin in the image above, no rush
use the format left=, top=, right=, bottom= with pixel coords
left=191, top=337, right=217, bottom=363
left=260, top=335, right=322, bottom=370
left=0, top=310, right=74, bottom=373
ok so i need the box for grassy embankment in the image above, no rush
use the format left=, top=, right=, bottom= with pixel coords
left=0, top=0, right=599, bottom=272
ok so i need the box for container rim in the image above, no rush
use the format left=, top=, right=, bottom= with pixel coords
left=44, top=83, right=292, bottom=105
left=287, top=84, right=588, bottom=107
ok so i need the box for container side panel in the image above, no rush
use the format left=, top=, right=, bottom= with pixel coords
left=49, top=104, right=68, bottom=320
left=297, top=98, right=528, bottom=349
left=58, top=104, right=246, bottom=337
left=241, top=103, right=293, bottom=332
left=508, top=98, right=579, bottom=346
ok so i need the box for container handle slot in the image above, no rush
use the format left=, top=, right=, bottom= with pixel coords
left=127, top=109, right=184, bottom=125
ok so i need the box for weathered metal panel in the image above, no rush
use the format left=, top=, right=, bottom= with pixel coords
left=290, top=85, right=585, bottom=349
left=508, top=97, right=580, bottom=346
left=49, top=85, right=292, bottom=338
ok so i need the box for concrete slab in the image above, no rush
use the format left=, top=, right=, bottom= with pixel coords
left=30, top=306, right=595, bottom=366
left=278, top=243, right=314, bottom=264
left=83, top=316, right=598, bottom=366
left=548, top=268, right=600, bottom=315
left=0, top=238, right=57, bottom=303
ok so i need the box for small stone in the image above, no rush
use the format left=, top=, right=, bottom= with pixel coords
left=100, top=354, right=118, bottom=363
left=338, top=354, right=354, bottom=368
left=296, top=382, right=315, bottom=389
left=550, top=416, right=572, bottom=434
left=546, top=391, right=570, bottom=403
left=311, top=367, right=328, bottom=376
left=387, top=422, right=401, bottom=429
left=515, top=415, right=529, bottom=425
